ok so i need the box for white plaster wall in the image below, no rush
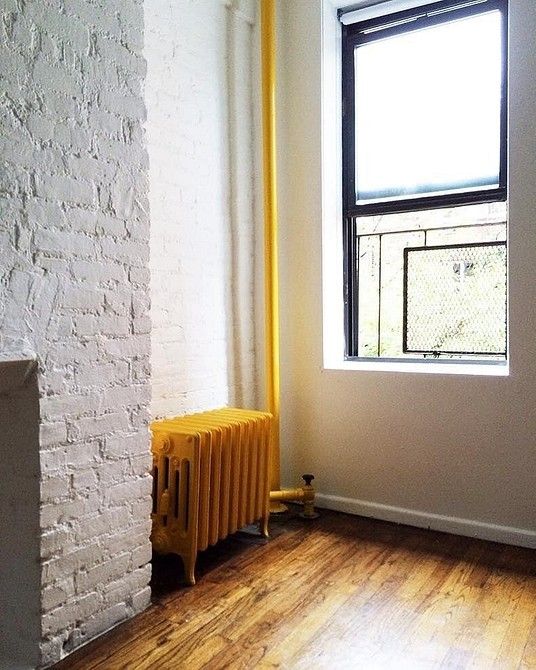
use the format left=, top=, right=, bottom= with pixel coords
left=147, top=0, right=258, bottom=419
left=0, top=1, right=152, bottom=666
left=277, top=0, right=536, bottom=543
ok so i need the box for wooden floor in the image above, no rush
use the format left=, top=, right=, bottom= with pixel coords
left=53, top=507, right=536, bottom=670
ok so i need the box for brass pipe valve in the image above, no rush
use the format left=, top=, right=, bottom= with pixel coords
left=269, top=474, right=319, bottom=519
left=299, top=474, right=319, bottom=519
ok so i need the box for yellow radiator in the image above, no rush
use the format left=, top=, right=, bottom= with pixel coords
left=150, top=408, right=272, bottom=585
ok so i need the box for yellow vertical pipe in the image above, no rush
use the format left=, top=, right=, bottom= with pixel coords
left=261, top=0, right=284, bottom=508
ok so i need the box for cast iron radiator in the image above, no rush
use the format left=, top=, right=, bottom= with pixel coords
left=150, top=408, right=272, bottom=584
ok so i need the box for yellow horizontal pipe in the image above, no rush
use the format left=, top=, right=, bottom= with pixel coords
left=270, top=488, right=306, bottom=502
left=270, top=484, right=319, bottom=520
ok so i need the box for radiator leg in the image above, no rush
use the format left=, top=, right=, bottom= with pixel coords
left=180, top=552, right=197, bottom=586
left=259, top=515, right=270, bottom=538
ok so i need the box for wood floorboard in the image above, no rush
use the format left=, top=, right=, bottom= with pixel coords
left=52, top=507, right=536, bottom=670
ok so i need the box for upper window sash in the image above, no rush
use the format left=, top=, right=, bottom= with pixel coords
left=342, top=0, right=508, bottom=217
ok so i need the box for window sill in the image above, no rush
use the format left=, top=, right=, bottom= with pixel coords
left=322, top=359, right=509, bottom=376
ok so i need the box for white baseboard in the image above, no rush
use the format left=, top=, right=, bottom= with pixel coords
left=315, top=493, right=536, bottom=549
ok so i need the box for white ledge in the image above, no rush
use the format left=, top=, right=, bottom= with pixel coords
left=322, top=359, right=509, bottom=376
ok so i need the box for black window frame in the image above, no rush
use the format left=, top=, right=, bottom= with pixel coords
left=341, top=0, right=508, bottom=360
left=342, top=0, right=508, bottom=218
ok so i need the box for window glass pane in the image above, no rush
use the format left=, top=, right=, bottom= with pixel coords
left=353, top=202, right=507, bottom=360
left=354, top=11, right=503, bottom=205
left=404, top=243, right=507, bottom=355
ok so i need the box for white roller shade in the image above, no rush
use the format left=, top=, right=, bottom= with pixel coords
left=339, top=0, right=487, bottom=25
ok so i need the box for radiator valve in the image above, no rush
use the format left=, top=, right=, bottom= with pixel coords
left=269, top=474, right=319, bottom=518
left=299, top=474, right=319, bottom=519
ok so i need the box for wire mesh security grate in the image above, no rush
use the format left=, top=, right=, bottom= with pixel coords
left=403, top=242, right=507, bottom=356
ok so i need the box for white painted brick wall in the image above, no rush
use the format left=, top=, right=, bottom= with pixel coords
left=146, top=0, right=259, bottom=419
left=0, top=0, right=152, bottom=666
left=1, top=0, right=261, bottom=665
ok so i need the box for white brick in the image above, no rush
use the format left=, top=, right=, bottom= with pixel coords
left=105, top=476, right=150, bottom=505
left=41, top=475, right=71, bottom=503
left=41, top=390, right=100, bottom=419
left=74, top=314, right=130, bottom=337
left=34, top=229, right=95, bottom=257
left=27, top=5, right=88, bottom=45
left=71, top=259, right=126, bottom=284
left=131, top=358, right=150, bottom=383
left=42, top=368, right=74, bottom=395
left=132, top=293, right=150, bottom=319
left=53, top=123, right=92, bottom=153
left=103, top=565, right=152, bottom=605
left=62, top=286, right=103, bottom=311
left=105, top=431, right=149, bottom=459
left=111, top=180, right=135, bottom=218
left=65, top=441, right=101, bottom=468
left=65, top=208, right=99, bottom=233
left=26, top=113, right=56, bottom=141
left=101, top=237, right=149, bottom=264
left=76, top=553, right=130, bottom=592
left=40, top=421, right=68, bottom=448
left=42, top=578, right=76, bottom=611
left=98, top=34, right=145, bottom=74
left=97, top=136, right=148, bottom=165
left=75, top=412, right=131, bottom=440
left=39, top=637, right=65, bottom=669
left=38, top=256, right=72, bottom=275
left=41, top=493, right=100, bottom=529
left=43, top=544, right=103, bottom=583
left=72, top=468, right=98, bottom=492
left=101, top=522, right=152, bottom=556
left=89, top=108, right=123, bottom=134
left=41, top=527, right=73, bottom=561
left=42, top=592, right=102, bottom=637
left=32, top=59, right=83, bottom=97
left=35, top=174, right=94, bottom=206
left=74, top=507, right=130, bottom=544
left=131, top=586, right=151, bottom=613
left=64, top=0, right=121, bottom=38
left=98, top=459, right=129, bottom=485
left=103, top=335, right=150, bottom=358
left=94, top=213, right=126, bottom=237
left=131, top=542, right=152, bottom=569
left=102, top=384, right=149, bottom=409
left=125, top=215, right=149, bottom=241
left=129, top=266, right=150, bottom=285
left=131, top=496, right=153, bottom=521
left=129, top=454, right=152, bottom=478
left=99, top=90, right=146, bottom=120
left=133, top=316, right=151, bottom=334
left=75, top=361, right=129, bottom=387
left=81, top=602, right=129, bottom=639
left=104, top=287, right=132, bottom=315
left=66, top=154, right=115, bottom=181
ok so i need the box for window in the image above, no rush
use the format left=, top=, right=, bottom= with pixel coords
left=341, top=0, right=508, bottom=361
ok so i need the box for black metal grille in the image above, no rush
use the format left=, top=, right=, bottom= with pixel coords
left=403, top=241, right=507, bottom=356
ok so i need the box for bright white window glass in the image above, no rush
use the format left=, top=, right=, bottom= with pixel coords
left=354, top=11, right=503, bottom=204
